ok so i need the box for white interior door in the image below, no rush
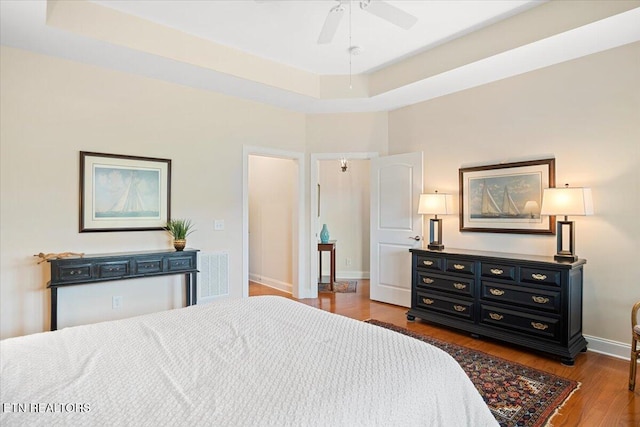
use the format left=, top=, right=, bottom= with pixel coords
left=370, top=152, right=423, bottom=307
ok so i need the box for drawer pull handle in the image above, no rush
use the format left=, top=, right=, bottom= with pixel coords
left=422, top=298, right=434, bottom=305
left=532, top=296, right=550, bottom=304
left=422, top=260, right=434, bottom=266
left=422, top=277, right=434, bottom=284
left=489, top=313, right=503, bottom=321
left=490, top=268, right=504, bottom=275
left=453, top=305, right=466, bottom=312
left=531, top=322, right=549, bottom=331
left=453, top=283, right=466, bottom=290
left=453, top=264, right=465, bottom=270
left=489, top=288, right=505, bottom=296
left=531, top=273, right=547, bottom=281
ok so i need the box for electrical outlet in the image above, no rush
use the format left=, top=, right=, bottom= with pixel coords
left=112, top=296, right=123, bottom=309
left=214, top=220, right=225, bottom=231
left=345, top=258, right=352, bottom=266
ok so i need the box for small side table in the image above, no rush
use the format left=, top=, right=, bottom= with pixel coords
left=318, top=241, right=336, bottom=291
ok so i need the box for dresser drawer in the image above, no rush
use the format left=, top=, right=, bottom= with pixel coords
left=481, top=262, right=516, bottom=282
left=97, top=261, right=130, bottom=279
left=521, top=267, right=561, bottom=287
left=416, top=272, right=474, bottom=297
left=415, top=255, right=443, bottom=271
left=445, top=259, right=475, bottom=275
left=480, top=305, right=560, bottom=341
left=481, top=282, right=560, bottom=313
left=56, top=264, right=93, bottom=282
left=136, top=259, right=162, bottom=274
left=168, top=256, right=195, bottom=272
left=415, top=291, right=474, bottom=320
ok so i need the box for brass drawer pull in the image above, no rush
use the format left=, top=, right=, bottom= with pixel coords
left=532, top=296, right=550, bottom=304
left=422, top=298, right=434, bottom=305
left=531, top=273, right=547, bottom=281
left=453, top=264, right=465, bottom=270
left=489, top=313, right=503, bottom=320
left=490, top=268, right=504, bottom=275
left=453, top=283, right=466, bottom=290
left=489, top=288, right=505, bottom=296
left=531, top=322, right=549, bottom=331
left=422, top=277, right=434, bottom=284
left=422, top=260, right=434, bottom=266
left=453, top=305, right=467, bottom=312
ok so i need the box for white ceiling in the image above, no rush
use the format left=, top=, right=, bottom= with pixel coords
left=1, top=1, right=639, bottom=113
left=89, top=0, right=542, bottom=75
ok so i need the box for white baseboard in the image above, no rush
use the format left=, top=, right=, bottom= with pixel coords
left=584, top=334, right=631, bottom=360
left=249, top=274, right=292, bottom=294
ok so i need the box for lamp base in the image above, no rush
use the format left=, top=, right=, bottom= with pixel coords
left=428, top=243, right=444, bottom=251
left=554, top=253, right=578, bottom=263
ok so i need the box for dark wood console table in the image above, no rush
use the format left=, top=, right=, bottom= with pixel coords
left=318, top=241, right=336, bottom=291
left=47, top=249, right=199, bottom=331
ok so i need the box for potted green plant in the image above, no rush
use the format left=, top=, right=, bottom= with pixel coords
left=165, top=218, right=195, bottom=251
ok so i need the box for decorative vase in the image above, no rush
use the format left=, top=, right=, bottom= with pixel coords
left=320, top=224, right=330, bottom=243
left=173, top=239, right=186, bottom=251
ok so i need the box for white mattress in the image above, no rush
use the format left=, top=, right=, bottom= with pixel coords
left=1, top=296, right=498, bottom=426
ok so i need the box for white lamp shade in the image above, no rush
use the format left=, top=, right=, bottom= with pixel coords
left=540, top=187, right=594, bottom=216
left=418, top=193, right=453, bottom=215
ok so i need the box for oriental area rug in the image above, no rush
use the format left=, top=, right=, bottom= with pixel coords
left=318, top=280, right=357, bottom=293
left=365, top=320, right=580, bottom=427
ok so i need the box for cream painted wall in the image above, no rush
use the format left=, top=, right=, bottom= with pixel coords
left=306, top=112, right=389, bottom=154
left=318, top=159, right=370, bottom=279
left=0, top=46, right=306, bottom=338
left=388, top=43, right=640, bottom=345
left=248, top=155, right=295, bottom=292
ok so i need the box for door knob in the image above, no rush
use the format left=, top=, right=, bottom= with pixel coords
left=409, top=235, right=421, bottom=241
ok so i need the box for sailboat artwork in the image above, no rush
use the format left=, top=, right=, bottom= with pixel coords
left=470, top=175, right=541, bottom=220
left=93, top=166, right=161, bottom=219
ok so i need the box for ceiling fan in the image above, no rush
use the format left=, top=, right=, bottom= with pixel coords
left=318, top=0, right=418, bottom=44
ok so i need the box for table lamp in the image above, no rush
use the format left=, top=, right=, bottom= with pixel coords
left=418, top=191, right=453, bottom=250
left=540, top=184, right=593, bottom=262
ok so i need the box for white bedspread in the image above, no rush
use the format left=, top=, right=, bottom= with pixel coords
left=1, top=296, right=498, bottom=426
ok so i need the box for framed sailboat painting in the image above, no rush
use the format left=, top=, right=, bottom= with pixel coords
left=459, top=158, right=555, bottom=234
left=80, top=152, right=171, bottom=232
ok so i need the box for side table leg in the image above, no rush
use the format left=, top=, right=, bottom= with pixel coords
left=50, top=287, right=58, bottom=331
left=185, top=274, right=191, bottom=306
left=330, top=247, right=336, bottom=291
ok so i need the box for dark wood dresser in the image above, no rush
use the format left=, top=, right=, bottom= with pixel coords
left=408, top=248, right=587, bottom=365
left=47, top=249, right=198, bottom=331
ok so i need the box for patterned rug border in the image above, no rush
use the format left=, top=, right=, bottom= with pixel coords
left=365, top=319, right=581, bottom=427
left=318, top=280, right=357, bottom=293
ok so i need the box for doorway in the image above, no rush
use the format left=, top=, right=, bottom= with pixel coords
left=309, top=152, right=378, bottom=299
left=242, top=146, right=305, bottom=299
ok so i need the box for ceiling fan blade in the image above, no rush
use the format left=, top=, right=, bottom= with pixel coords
left=317, top=4, right=345, bottom=44
left=359, top=0, right=417, bottom=30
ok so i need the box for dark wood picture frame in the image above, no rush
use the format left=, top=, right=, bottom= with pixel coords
left=459, top=158, right=555, bottom=234
left=80, top=151, right=171, bottom=232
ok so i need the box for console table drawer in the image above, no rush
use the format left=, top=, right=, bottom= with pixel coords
left=480, top=306, right=560, bottom=341
left=136, top=259, right=162, bottom=274
left=481, top=282, right=560, bottom=313
left=416, top=272, right=473, bottom=297
left=446, top=259, right=475, bottom=275
left=98, top=261, right=130, bottom=279
left=521, top=267, right=561, bottom=286
left=481, top=263, right=516, bottom=281
left=168, top=256, right=195, bottom=271
left=56, top=264, right=92, bottom=282
left=416, top=255, right=443, bottom=271
left=416, top=292, right=474, bottom=320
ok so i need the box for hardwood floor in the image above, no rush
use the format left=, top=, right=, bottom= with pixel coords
left=250, top=280, right=639, bottom=426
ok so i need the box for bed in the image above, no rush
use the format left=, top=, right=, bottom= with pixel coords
left=1, top=296, right=498, bottom=426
